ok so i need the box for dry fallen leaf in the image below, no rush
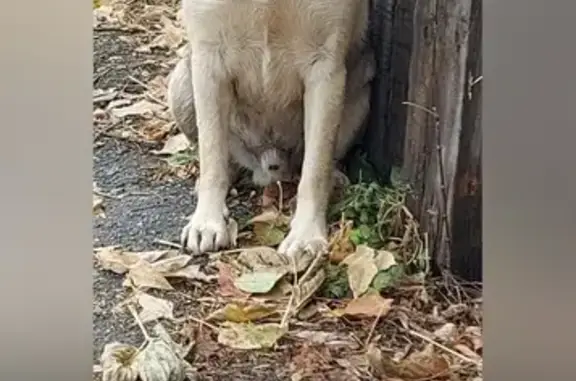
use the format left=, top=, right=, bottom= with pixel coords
left=151, top=133, right=190, bottom=156
left=99, top=322, right=195, bottom=381
left=125, top=262, right=174, bottom=291
left=96, top=248, right=212, bottom=290
left=95, top=247, right=142, bottom=274
left=146, top=75, right=169, bottom=101
left=433, top=322, right=458, bottom=343
left=291, top=330, right=357, bottom=347
left=342, top=247, right=378, bottom=298
left=391, top=344, right=451, bottom=380
left=365, top=343, right=387, bottom=379
left=234, top=269, right=287, bottom=294
left=110, top=99, right=164, bottom=119
left=248, top=208, right=290, bottom=246
left=100, top=342, right=139, bottom=381
left=342, top=245, right=397, bottom=298
left=335, top=293, right=393, bottom=318
left=216, top=262, right=249, bottom=298
left=136, top=338, right=187, bottom=381
left=208, top=302, right=278, bottom=323
left=137, top=293, right=175, bottom=323
left=328, top=219, right=355, bottom=264
left=461, top=326, right=483, bottom=352
left=235, top=246, right=289, bottom=269
left=217, top=322, right=287, bottom=350
left=93, top=194, right=105, bottom=218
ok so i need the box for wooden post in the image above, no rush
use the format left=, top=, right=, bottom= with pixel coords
left=401, top=0, right=482, bottom=280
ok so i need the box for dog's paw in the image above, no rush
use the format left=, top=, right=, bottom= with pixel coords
left=181, top=207, right=231, bottom=255
left=278, top=216, right=328, bottom=259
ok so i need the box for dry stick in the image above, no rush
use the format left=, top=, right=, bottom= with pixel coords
left=128, top=304, right=151, bottom=342
left=126, top=75, right=168, bottom=107
left=432, top=106, right=453, bottom=260
left=407, top=329, right=481, bottom=366
left=364, top=303, right=388, bottom=348
left=154, top=238, right=182, bottom=249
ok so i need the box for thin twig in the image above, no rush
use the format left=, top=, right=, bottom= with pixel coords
left=126, top=75, right=168, bottom=107
left=432, top=106, right=453, bottom=267
left=94, top=189, right=121, bottom=200
left=407, top=329, right=481, bottom=366
left=154, top=239, right=182, bottom=249
left=364, top=303, right=387, bottom=347
left=128, top=304, right=151, bottom=341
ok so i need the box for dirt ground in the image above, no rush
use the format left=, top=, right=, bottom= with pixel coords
left=92, top=3, right=482, bottom=380
left=92, top=30, right=304, bottom=380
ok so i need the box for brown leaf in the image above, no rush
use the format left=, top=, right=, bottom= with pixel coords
left=262, top=181, right=298, bottom=209
left=216, top=262, right=249, bottom=298
left=394, top=344, right=451, bottom=379
left=328, top=220, right=355, bottom=264
left=336, top=293, right=393, bottom=318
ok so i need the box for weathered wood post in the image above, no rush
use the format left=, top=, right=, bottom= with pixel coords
left=401, top=0, right=482, bottom=281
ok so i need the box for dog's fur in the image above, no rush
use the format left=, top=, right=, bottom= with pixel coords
left=168, top=0, right=375, bottom=257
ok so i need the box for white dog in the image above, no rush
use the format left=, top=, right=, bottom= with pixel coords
left=168, top=0, right=375, bottom=258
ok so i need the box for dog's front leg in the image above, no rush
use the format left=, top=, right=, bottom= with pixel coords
left=278, top=61, right=346, bottom=258
left=181, top=49, right=233, bottom=254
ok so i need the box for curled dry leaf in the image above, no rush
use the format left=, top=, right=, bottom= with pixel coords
left=217, top=322, right=287, bottom=350
left=137, top=338, right=187, bottom=381
left=151, top=133, right=190, bottom=156
left=137, top=293, right=175, bottom=323
left=100, top=342, right=139, bottom=381
left=96, top=248, right=212, bottom=290
left=100, top=324, right=194, bottom=381
left=334, top=292, right=393, bottom=318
